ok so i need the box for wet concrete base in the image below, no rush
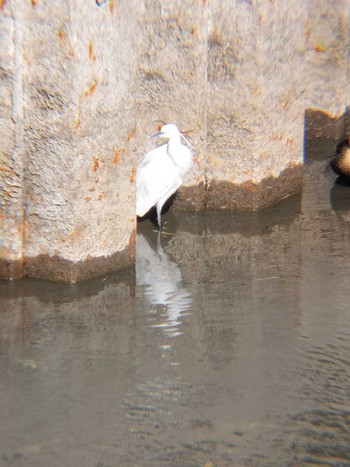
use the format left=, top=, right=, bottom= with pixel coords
left=0, top=237, right=135, bottom=283
left=205, top=165, right=302, bottom=211
left=174, top=165, right=302, bottom=213
left=0, top=259, right=24, bottom=281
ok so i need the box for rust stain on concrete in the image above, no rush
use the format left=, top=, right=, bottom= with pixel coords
left=129, top=165, right=136, bottom=183
left=92, top=156, right=100, bottom=172
left=127, top=127, right=136, bottom=142
left=84, top=80, right=97, bottom=97
left=313, top=43, right=326, bottom=53
left=88, top=39, right=96, bottom=61
left=113, top=147, right=126, bottom=164
left=108, top=0, right=115, bottom=13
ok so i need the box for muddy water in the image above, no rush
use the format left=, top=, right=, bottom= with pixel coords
left=1, top=140, right=350, bottom=466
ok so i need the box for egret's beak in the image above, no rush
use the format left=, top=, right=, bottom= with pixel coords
left=151, top=131, right=164, bottom=138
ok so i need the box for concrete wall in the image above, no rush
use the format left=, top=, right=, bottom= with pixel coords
left=0, top=0, right=349, bottom=281
left=0, top=0, right=24, bottom=278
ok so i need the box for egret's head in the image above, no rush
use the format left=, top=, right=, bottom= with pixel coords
left=152, top=123, right=180, bottom=140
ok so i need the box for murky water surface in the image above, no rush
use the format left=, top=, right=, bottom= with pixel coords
left=1, top=140, right=350, bottom=466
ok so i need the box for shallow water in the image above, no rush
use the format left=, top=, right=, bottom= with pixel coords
left=1, top=140, right=350, bottom=466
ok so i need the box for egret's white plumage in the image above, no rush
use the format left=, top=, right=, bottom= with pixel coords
left=136, top=124, right=193, bottom=228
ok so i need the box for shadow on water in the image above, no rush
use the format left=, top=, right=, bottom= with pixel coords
left=1, top=140, right=350, bottom=466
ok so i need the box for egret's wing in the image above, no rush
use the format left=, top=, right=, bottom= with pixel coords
left=136, top=149, right=181, bottom=217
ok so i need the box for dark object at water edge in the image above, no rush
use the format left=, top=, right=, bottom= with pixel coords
left=331, top=137, right=350, bottom=185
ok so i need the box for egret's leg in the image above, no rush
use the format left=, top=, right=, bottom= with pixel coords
left=156, top=203, right=162, bottom=229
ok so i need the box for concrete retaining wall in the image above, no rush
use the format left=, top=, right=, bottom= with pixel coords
left=0, top=0, right=349, bottom=281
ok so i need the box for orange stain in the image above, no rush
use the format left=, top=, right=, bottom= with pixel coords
left=127, top=127, right=136, bottom=142
left=313, top=44, right=326, bottom=53
left=88, top=39, right=96, bottom=61
left=97, top=193, right=104, bottom=200
left=108, top=0, right=115, bottom=12
left=113, top=147, right=126, bottom=164
left=30, top=0, right=36, bottom=6
left=269, top=132, right=284, bottom=141
left=74, top=115, right=81, bottom=129
left=129, top=165, right=136, bottom=183
left=57, top=27, right=65, bottom=41
left=92, top=156, right=99, bottom=172
left=244, top=181, right=256, bottom=192
left=84, top=80, right=97, bottom=97
left=74, top=81, right=97, bottom=128
left=84, top=195, right=91, bottom=202
left=0, top=0, right=6, bottom=9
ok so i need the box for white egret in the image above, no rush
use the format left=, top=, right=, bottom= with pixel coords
left=136, top=123, right=193, bottom=228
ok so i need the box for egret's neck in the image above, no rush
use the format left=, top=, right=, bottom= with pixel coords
left=167, top=135, right=182, bottom=163
left=167, top=134, right=181, bottom=148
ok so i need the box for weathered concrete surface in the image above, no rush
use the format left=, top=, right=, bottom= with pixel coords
left=1, top=0, right=138, bottom=281
left=0, top=2, right=24, bottom=278
left=304, top=0, right=350, bottom=139
left=304, top=0, right=350, bottom=143
left=1, top=0, right=350, bottom=281
left=205, top=1, right=305, bottom=210
left=23, top=0, right=137, bottom=266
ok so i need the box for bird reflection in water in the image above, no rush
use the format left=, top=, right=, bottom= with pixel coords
left=136, top=231, right=192, bottom=338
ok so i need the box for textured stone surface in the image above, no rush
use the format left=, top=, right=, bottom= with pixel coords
left=22, top=0, right=137, bottom=262
left=1, top=0, right=350, bottom=281
left=1, top=0, right=138, bottom=280
left=0, top=2, right=24, bottom=277
left=304, top=0, right=350, bottom=140
left=205, top=0, right=306, bottom=209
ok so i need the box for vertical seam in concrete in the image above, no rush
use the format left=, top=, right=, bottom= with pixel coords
left=11, top=0, right=25, bottom=268
left=203, top=0, right=209, bottom=209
